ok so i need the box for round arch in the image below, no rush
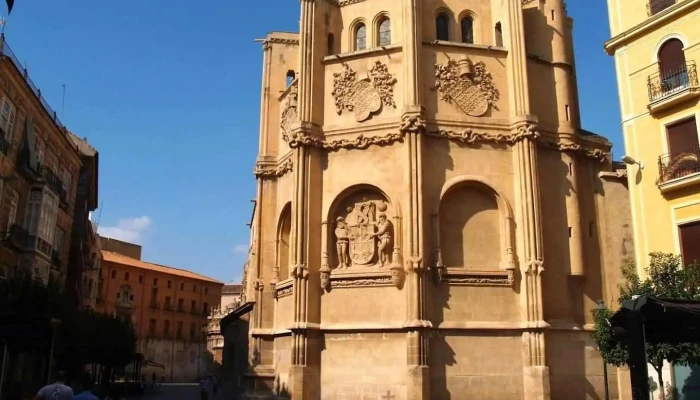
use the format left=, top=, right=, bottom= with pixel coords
left=348, top=18, right=368, bottom=51
left=435, top=176, right=516, bottom=270
left=372, top=11, right=392, bottom=46
left=456, top=9, right=479, bottom=44
left=433, top=7, right=455, bottom=41
left=652, top=34, right=688, bottom=63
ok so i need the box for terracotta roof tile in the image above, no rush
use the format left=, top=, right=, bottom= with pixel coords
left=102, top=250, right=223, bottom=284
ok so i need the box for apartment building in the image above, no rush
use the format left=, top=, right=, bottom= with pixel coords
left=605, top=0, right=700, bottom=394
left=0, top=35, right=83, bottom=285
left=96, top=236, right=223, bottom=382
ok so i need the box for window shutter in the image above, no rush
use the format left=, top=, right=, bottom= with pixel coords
left=667, top=117, right=699, bottom=158
left=658, top=39, right=686, bottom=76
left=680, top=222, right=700, bottom=265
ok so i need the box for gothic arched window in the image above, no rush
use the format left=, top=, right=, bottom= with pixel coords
left=436, top=13, right=450, bottom=41
left=378, top=18, right=391, bottom=46
left=461, top=17, right=474, bottom=44
left=355, top=23, right=367, bottom=51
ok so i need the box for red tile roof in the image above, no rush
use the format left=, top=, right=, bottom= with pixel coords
left=102, top=250, right=223, bottom=284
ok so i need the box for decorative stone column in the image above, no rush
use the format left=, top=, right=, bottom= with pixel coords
left=505, top=0, right=550, bottom=397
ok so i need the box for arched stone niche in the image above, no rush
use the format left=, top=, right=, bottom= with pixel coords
left=272, top=202, right=292, bottom=287
left=320, top=185, right=404, bottom=291
left=433, top=177, right=516, bottom=286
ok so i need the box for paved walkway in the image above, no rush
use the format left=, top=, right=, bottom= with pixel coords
left=130, top=383, right=222, bottom=400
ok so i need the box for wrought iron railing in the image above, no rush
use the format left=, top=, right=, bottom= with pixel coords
left=0, top=34, right=65, bottom=130
left=647, top=0, right=678, bottom=15
left=658, top=147, right=700, bottom=183
left=648, top=61, right=698, bottom=102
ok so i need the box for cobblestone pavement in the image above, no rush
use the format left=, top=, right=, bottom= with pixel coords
left=130, top=384, right=221, bottom=400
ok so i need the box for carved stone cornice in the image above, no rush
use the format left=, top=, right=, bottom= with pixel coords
left=254, top=157, right=293, bottom=178
left=598, top=169, right=628, bottom=180
left=287, top=130, right=405, bottom=151
left=435, top=268, right=514, bottom=287
left=273, top=279, right=293, bottom=299
left=544, top=141, right=608, bottom=162
left=425, top=126, right=538, bottom=145
left=323, top=0, right=366, bottom=6
left=264, top=37, right=300, bottom=46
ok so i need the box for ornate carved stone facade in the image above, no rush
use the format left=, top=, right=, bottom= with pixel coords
left=228, top=2, right=634, bottom=400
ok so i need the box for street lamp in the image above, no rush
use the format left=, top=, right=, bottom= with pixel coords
left=622, top=155, right=644, bottom=170
left=597, top=300, right=611, bottom=400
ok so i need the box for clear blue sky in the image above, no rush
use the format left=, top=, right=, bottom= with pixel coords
left=3, top=0, right=621, bottom=284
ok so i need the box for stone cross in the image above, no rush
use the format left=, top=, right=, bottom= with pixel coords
left=381, top=391, right=395, bottom=400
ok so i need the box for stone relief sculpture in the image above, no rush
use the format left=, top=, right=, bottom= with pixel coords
left=434, top=58, right=499, bottom=117
left=333, top=199, right=393, bottom=269
left=331, top=61, right=396, bottom=122
left=280, top=84, right=298, bottom=141
left=321, top=189, right=405, bottom=291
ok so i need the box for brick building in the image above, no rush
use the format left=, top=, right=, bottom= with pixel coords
left=96, top=236, right=223, bottom=382
left=0, top=35, right=84, bottom=286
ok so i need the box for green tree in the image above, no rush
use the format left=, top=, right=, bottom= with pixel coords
left=593, top=253, right=700, bottom=400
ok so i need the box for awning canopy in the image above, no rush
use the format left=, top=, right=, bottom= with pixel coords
left=609, top=296, right=700, bottom=344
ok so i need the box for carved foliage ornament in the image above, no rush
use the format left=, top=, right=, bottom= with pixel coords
left=434, top=58, right=499, bottom=117
left=280, top=84, right=298, bottom=142
left=254, top=158, right=293, bottom=178
left=332, top=61, right=396, bottom=122
left=287, top=130, right=404, bottom=151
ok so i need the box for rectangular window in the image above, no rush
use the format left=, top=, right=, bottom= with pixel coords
left=35, top=137, right=45, bottom=165
left=0, top=97, right=16, bottom=142
left=193, top=285, right=197, bottom=293
left=667, top=118, right=699, bottom=159
left=165, top=296, right=171, bottom=308
left=164, top=320, right=170, bottom=335
left=178, top=298, right=184, bottom=310
left=204, top=287, right=208, bottom=295
left=25, top=187, right=58, bottom=254
left=180, top=282, right=185, bottom=290
left=189, top=323, right=196, bottom=340
left=167, top=280, right=172, bottom=289
left=61, top=166, right=71, bottom=197
left=139, top=275, right=143, bottom=283
left=53, top=227, right=65, bottom=256
left=203, top=302, right=209, bottom=315
left=191, top=300, right=196, bottom=311
left=153, top=278, right=158, bottom=286
left=6, top=188, right=18, bottom=233
left=176, top=321, right=183, bottom=339
left=111, top=270, right=116, bottom=279
left=680, top=221, right=700, bottom=265
left=149, top=319, right=157, bottom=335
left=125, top=272, right=130, bottom=280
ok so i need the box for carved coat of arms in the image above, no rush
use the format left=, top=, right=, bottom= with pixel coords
left=334, top=200, right=393, bottom=269
left=434, top=59, right=499, bottom=117
left=332, top=61, right=397, bottom=122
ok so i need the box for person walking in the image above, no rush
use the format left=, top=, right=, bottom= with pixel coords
left=33, top=370, right=73, bottom=400
left=72, top=374, right=98, bottom=400
left=198, top=375, right=211, bottom=400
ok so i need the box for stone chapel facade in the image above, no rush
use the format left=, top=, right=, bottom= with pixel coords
left=238, top=0, right=634, bottom=398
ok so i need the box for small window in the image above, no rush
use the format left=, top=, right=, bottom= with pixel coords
left=167, top=280, right=172, bottom=289
left=111, top=270, right=116, bottom=279
left=193, top=285, right=197, bottom=293
left=378, top=18, right=391, bottom=46
left=355, top=23, right=367, bottom=51
left=116, top=292, right=120, bottom=299
left=203, top=302, right=209, bottom=315
left=461, top=17, right=474, bottom=44
left=180, top=283, right=185, bottom=291
left=191, top=300, right=196, bottom=311
left=0, top=97, right=16, bottom=142
left=494, top=22, right=503, bottom=47
left=327, top=33, right=334, bottom=55
left=286, top=70, right=295, bottom=87
left=436, top=13, right=450, bottom=41
left=139, top=275, right=143, bottom=283
left=125, top=272, right=130, bottom=280
left=204, top=287, right=208, bottom=295
left=153, top=278, right=158, bottom=286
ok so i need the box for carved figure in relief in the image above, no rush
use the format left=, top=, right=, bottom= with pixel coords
left=280, top=84, right=298, bottom=141
left=371, top=214, right=393, bottom=267
left=334, top=217, right=351, bottom=268
left=434, top=58, right=499, bottom=117
left=331, top=61, right=396, bottom=122
left=348, top=201, right=377, bottom=265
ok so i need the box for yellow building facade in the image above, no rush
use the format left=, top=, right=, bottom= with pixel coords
left=605, top=0, right=700, bottom=270
left=605, top=0, right=700, bottom=395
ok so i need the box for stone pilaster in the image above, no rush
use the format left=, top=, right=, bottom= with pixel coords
left=563, top=152, right=586, bottom=324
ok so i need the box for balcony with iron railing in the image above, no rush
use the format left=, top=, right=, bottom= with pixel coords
left=648, top=62, right=699, bottom=111
left=657, top=147, right=700, bottom=191
left=647, top=0, right=680, bottom=16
